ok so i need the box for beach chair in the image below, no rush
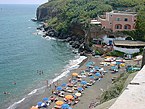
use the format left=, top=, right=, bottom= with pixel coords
left=54, top=105, right=61, bottom=109
left=87, top=82, right=93, bottom=86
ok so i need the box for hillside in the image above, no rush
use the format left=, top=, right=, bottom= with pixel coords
left=37, top=0, right=112, bottom=33
left=36, top=0, right=145, bottom=45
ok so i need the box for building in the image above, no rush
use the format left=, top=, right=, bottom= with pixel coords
left=113, top=40, right=145, bottom=54
left=98, top=11, right=137, bottom=32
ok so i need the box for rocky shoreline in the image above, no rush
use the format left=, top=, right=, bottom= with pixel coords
left=37, top=23, right=93, bottom=55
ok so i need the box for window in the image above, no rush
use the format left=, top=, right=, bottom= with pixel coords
left=115, top=24, right=122, bottom=29
left=124, top=24, right=131, bottom=29
left=116, top=18, right=121, bottom=21
left=124, top=18, right=128, bottom=21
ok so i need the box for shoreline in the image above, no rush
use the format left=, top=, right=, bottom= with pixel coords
left=7, top=54, right=141, bottom=109
left=7, top=55, right=88, bottom=109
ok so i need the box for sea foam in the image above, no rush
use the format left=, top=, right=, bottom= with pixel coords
left=7, top=55, right=87, bottom=109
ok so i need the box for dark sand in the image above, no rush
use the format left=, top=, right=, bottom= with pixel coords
left=14, top=55, right=140, bottom=109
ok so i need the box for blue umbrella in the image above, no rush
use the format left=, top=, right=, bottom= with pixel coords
left=56, top=86, right=63, bottom=91
left=95, top=72, right=101, bottom=77
left=61, top=104, right=69, bottom=109
left=37, top=102, right=43, bottom=107
left=95, top=66, right=99, bottom=70
left=116, top=61, right=121, bottom=65
left=86, top=64, right=92, bottom=67
left=81, top=81, right=87, bottom=85
left=90, top=69, right=95, bottom=73
left=89, top=76, right=94, bottom=79
left=43, top=97, right=49, bottom=101
left=61, top=83, right=67, bottom=87
left=77, top=87, right=83, bottom=91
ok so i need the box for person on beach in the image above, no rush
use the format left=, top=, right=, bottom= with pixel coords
left=52, top=90, right=54, bottom=94
left=46, top=80, right=48, bottom=88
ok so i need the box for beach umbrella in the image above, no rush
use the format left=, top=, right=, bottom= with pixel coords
left=56, top=101, right=64, bottom=106
left=43, top=97, right=49, bottom=101
left=61, top=83, right=67, bottom=87
left=30, top=106, right=38, bottom=109
left=61, top=104, right=69, bottom=109
left=90, top=69, right=95, bottom=73
left=37, top=102, right=43, bottom=107
left=81, top=80, right=87, bottom=85
left=56, top=86, right=63, bottom=91
left=75, top=92, right=81, bottom=97
left=72, top=73, right=78, bottom=77
left=95, top=66, right=99, bottom=70
left=116, top=61, right=121, bottom=65
left=89, top=76, right=95, bottom=79
left=77, top=87, right=83, bottom=91
left=95, top=72, right=101, bottom=77
left=65, top=95, right=73, bottom=100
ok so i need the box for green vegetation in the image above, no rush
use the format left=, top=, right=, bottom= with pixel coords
left=106, top=50, right=125, bottom=57
left=42, top=0, right=112, bottom=33
left=108, top=0, right=145, bottom=8
left=40, top=0, right=145, bottom=42
left=100, top=73, right=129, bottom=103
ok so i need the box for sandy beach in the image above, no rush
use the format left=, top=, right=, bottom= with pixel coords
left=14, top=54, right=140, bottom=109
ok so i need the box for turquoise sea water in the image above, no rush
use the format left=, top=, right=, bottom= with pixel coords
left=0, top=4, right=76, bottom=108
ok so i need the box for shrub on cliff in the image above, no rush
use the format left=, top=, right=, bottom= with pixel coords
left=37, top=0, right=112, bottom=33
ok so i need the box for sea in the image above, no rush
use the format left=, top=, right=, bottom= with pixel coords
left=0, top=4, right=86, bottom=109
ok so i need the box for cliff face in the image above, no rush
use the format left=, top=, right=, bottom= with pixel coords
left=36, top=3, right=60, bottom=21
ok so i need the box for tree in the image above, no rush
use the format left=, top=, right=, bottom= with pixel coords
left=135, top=7, right=145, bottom=40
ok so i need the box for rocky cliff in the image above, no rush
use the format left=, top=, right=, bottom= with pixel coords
left=36, top=2, right=60, bottom=21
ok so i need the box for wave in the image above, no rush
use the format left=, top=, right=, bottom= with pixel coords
left=27, top=89, right=37, bottom=96
left=45, top=36, right=56, bottom=40
left=7, top=55, right=87, bottom=109
left=52, top=55, right=87, bottom=83
left=7, top=98, right=25, bottom=109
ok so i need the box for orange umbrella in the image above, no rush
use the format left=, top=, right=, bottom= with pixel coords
left=65, top=95, right=73, bottom=100
left=30, top=106, right=38, bottom=109
left=72, top=73, right=78, bottom=76
left=55, top=101, right=64, bottom=106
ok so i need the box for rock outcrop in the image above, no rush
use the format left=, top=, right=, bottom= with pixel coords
left=36, top=2, right=93, bottom=54
left=36, top=2, right=60, bottom=21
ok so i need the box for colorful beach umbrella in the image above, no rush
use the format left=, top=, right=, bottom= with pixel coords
left=43, top=97, right=49, bottom=101
left=61, top=104, right=69, bottom=109
left=37, top=102, right=42, bottom=107
left=77, top=87, right=83, bottom=91
left=65, top=95, right=73, bottom=100
left=90, top=69, right=95, bottom=73
left=75, top=92, right=81, bottom=97
left=72, top=73, right=78, bottom=76
left=61, top=83, right=67, bottom=87
left=81, top=80, right=87, bottom=85
left=95, top=72, right=101, bottom=77
left=95, top=66, right=99, bottom=70
left=56, top=101, right=64, bottom=106
left=56, top=86, right=63, bottom=91
left=116, top=61, right=121, bottom=65
left=89, top=76, right=95, bottom=79
left=30, top=106, right=38, bottom=109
